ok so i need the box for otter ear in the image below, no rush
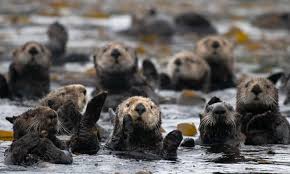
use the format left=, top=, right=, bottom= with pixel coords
left=142, top=59, right=159, bottom=88
left=207, top=96, right=222, bottom=106
left=267, top=72, right=284, bottom=85
left=159, top=73, right=172, bottom=89
left=5, top=116, right=17, bottom=124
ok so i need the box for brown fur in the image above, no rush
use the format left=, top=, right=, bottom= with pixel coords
left=167, top=50, right=210, bottom=91
left=40, top=84, right=87, bottom=112
left=236, top=77, right=279, bottom=115
left=12, top=107, right=58, bottom=140
left=195, top=36, right=235, bottom=90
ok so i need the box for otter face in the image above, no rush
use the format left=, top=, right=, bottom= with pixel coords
left=40, top=84, right=87, bottom=112
left=199, top=97, right=237, bottom=131
left=94, top=42, right=137, bottom=73
left=12, top=41, right=51, bottom=68
left=168, top=51, right=209, bottom=80
left=117, top=96, right=161, bottom=129
left=15, top=107, right=59, bottom=136
left=47, top=22, right=68, bottom=44
left=237, top=77, right=278, bottom=112
left=196, top=36, right=233, bottom=64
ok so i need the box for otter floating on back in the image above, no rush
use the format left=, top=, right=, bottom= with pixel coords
left=160, top=50, right=210, bottom=92
left=106, top=96, right=183, bottom=160
left=93, top=42, right=159, bottom=110
left=195, top=36, right=236, bottom=91
left=236, top=75, right=290, bottom=145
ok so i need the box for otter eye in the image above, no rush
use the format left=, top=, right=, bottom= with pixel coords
left=150, top=105, right=153, bottom=109
left=266, top=84, right=271, bottom=89
left=245, top=82, right=250, bottom=88
left=103, top=47, right=108, bottom=53
left=126, top=103, right=130, bottom=107
left=83, top=90, right=86, bottom=96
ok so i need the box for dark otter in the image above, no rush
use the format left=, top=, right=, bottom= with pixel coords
left=5, top=91, right=108, bottom=165
left=105, top=96, right=183, bottom=160
left=9, top=41, right=51, bottom=99
left=5, top=107, right=72, bottom=165
left=236, top=75, right=290, bottom=145
left=160, top=50, right=210, bottom=92
left=195, top=36, right=236, bottom=91
left=252, top=12, right=290, bottom=30
left=93, top=42, right=159, bottom=110
left=199, top=97, right=242, bottom=147
left=46, top=22, right=89, bottom=65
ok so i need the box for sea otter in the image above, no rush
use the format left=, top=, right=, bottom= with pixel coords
left=198, top=97, right=242, bottom=147
left=195, top=36, right=236, bottom=91
left=160, top=50, right=210, bottom=92
left=0, top=74, right=11, bottom=98
left=5, top=107, right=72, bottom=165
left=8, top=41, right=51, bottom=99
left=236, top=75, right=290, bottom=145
left=105, top=96, right=183, bottom=160
left=93, top=42, right=159, bottom=110
left=5, top=91, right=108, bottom=165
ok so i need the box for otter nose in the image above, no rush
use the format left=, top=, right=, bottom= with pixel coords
left=111, top=49, right=121, bottom=59
left=29, top=47, right=38, bottom=56
left=251, top=84, right=262, bottom=95
left=174, top=59, right=182, bottom=66
left=212, top=41, right=220, bottom=49
left=135, top=103, right=146, bottom=115
left=213, top=105, right=226, bottom=115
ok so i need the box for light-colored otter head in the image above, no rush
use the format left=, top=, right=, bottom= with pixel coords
left=40, top=84, right=87, bottom=112
left=195, top=36, right=234, bottom=69
left=117, top=96, right=161, bottom=130
left=93, top=42, right=137, bottom=73
left=12, top=41, right=51, bottom=69
left=47, top=22, right=68, bottom=44
left=14, top=106, right=59, bottom=137
left=199, top=97, right=237, bottom=132
left=237, top=77, right=279, bottom=114
left=167, top=50, right=210, bottom=80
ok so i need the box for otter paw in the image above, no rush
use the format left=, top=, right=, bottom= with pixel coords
left=70, top=133, right=100, bottom=155
left=162, top=130, right=183, bottom=160
left=123, top=114, right=134, bottom=135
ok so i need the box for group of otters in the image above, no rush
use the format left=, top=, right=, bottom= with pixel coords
left=1, top=22, right=290, bottom=166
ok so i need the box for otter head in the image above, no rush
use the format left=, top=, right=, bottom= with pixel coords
left=13, top=107, right=59, bottom=139
left=168, top=50, right=210, bottom=81
left=195, top=36, right=234, bottom=67
left=93, top=42, right=137, bottom=74
left=117, top=96, right=161, bottom=130
left=237, top=76, right=279, bottom=114
left=12, top=41, right=51, bottom=69
left=47, top=22, right=68, bottom=44
left=199, top=97, right=237, bottom=133
left=40, top=84, right=87, bottom=112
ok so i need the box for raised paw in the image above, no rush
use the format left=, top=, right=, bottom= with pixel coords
left=162, top=130, right=183, bottom=160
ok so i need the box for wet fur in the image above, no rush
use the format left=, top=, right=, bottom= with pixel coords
left=236, top=76, right=290, bottom=145
left=9, top=41, right=51, bottom=99
left=195, top=36, right=236, bottom=91
left=162, top=50, right=211, bottom=91
left=93, top=42, right=159, bottom=110
left=106, top=96, right=183, bottom=160
left=199, top=97, right=242, bottom=147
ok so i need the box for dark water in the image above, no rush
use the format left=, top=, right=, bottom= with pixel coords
left=1, top=0, right=290, bottom=173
